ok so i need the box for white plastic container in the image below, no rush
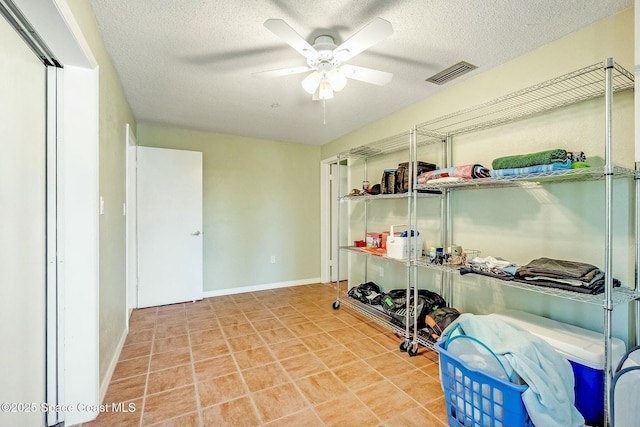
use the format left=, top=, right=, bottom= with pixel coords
left=493, top=309, right=626, bottom=425
left=386, top=224, right=422, bottom=260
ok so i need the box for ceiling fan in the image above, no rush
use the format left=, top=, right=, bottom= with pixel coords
left=253, top=18, right=394, bottom=101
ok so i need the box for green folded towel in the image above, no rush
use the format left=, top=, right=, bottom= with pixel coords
left=492, top=149, right=567, bottom=170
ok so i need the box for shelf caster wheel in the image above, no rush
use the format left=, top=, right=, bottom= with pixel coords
left=399, top=339, right=410, bottom=352
left=408, top=343, right=419, bottom=357
left=332, top=301, right=340, bottom=310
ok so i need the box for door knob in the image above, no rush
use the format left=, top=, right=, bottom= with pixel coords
left=191, top=231, right=202, bottom=236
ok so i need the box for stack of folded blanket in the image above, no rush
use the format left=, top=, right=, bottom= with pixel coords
left=490, top=149, right=588, bottom=178
left=514, top=257, right=620, bottom=294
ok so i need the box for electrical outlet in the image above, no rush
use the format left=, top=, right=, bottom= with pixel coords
left=379, top=266, right=384, bottom=277
left=270, top=255, right=276, bottom=264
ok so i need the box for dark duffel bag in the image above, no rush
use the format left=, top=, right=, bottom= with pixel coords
left=424, top=307, right=461, bottom=342
left=381, top=288, right=445, bottom=329
left=396, top=161, right=436, bottom=193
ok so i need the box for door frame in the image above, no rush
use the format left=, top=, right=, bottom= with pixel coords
left=46, top=64, right=64, bottom=427
left=125, top=123, right=138, bottom=318
left=320, top=155, right=349, bottom=283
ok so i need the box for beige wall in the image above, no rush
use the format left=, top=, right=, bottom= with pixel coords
left=137, top=125, right=322, bottom=292
left=65, top=0, right=137, bottom=381
left=321, top=8, right=636, bottom=344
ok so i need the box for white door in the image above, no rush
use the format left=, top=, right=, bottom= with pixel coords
left=137, top=147, right=203, bottom=308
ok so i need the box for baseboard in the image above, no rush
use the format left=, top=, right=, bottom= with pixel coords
left=202, top=277, right=321, bottom=298
left=99, top=326, right=128, bottom=403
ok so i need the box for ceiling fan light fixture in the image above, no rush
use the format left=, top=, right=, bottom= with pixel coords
left=259, top=17, right=394, bottom=102
left=319, top=79, right=334, bottom=100
left=327, top=68, right=347, bottom=92
left=301, top=71, right=321, bottom=94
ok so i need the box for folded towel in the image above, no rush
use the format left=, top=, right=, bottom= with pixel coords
left=492, top=148, right=567, bottom=170
left=417, top=164, right=490, bottom=184
left=489, top=159, right=572, bottom=177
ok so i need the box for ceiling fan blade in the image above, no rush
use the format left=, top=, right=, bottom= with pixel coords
left=263, top=19, right=319, bottom=60
left=252, top=65, right=312, bottom=78
left=341, top=65, right=393, bottom=86
left=333, top=17, right=393, bottom=62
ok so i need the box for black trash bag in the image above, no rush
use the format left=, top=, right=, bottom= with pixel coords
left=348, top=282, right=382, bottom=305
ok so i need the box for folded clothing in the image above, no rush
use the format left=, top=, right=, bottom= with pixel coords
left=515, top=257, right=620, bottom=294
left=517, top=257, right=600, bottom=281
left=460, top=256, right=519, bottom=280
left=489, top=159, right=572, bottom=177
left=417, top=164, right=490, bottom=184
left=469, top=256, right=519, bottom=274
left=492, top=149, right=567, bottom=170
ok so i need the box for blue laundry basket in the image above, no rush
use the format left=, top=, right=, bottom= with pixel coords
left=436, top=339, right=533, bottom=427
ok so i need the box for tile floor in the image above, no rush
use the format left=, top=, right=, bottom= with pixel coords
left=81, top=283, right=448, bottom=427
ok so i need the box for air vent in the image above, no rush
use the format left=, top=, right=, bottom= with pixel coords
left=348, top=146, right=381, bottom=157
left=426, top=61, right=477, bottom=85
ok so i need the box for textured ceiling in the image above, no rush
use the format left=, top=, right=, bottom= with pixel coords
left=89, top=0, right=631, bottom=145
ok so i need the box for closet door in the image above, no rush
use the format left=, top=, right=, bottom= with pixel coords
left=0, top=10, right=47, bottom=427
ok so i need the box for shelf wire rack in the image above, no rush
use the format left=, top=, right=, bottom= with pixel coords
left=415, top=61, right=634, bottom=137
left=338, top=294, right=438, bottom=350
left=415, top=166, right=636, bottom=192
left=339, top=128, right=444, bottom=161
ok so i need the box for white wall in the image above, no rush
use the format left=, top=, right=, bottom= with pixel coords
left=0, top=12, right=47, bottom=427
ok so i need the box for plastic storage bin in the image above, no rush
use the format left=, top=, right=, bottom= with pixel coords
left=386, top=224, right=422, bottom=260
left=493, top=309, right=626, bottom=425
left=436, top=339, right=533, bottom=427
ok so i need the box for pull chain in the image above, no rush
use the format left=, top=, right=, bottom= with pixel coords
left=323, top=98, right=326, bottom=125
